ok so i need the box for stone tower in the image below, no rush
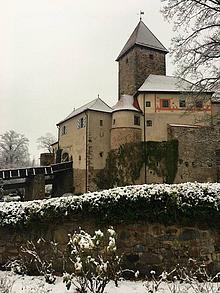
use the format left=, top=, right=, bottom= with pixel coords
left=116, top=20, right=168, bottom=98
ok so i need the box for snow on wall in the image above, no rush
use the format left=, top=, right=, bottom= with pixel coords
left=0, top=182, right=219, bottom=227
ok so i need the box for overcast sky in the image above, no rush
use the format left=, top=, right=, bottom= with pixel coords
left=0, top=0, right=175, bottom=162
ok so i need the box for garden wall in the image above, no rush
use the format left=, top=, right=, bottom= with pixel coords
left=0, top=220, right=219, bottom=274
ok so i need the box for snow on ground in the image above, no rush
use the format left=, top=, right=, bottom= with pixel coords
left=1, top=271, right=219, bottom=293
left=0, top=271, right=147, bottom=293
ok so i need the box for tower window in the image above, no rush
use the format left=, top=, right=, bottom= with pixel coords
left=113, top=119, right=115, bottom=125
left=100, top=120, right=103, bottom=126
left=126, top=57, right=129, bottom=64
left=146, top=120, right=152, bottom=127
left=149, top=54, right=154, bottom=60
left=79, top=155, right=81, bottom=161
left=134, top=115, right=140, bottom=126
left=99, top=152, right=103, bottom=157
left=146, top=101, right=151, bottom=107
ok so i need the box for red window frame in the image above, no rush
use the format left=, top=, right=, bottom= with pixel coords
left=160, top=99, right=171, bottom=110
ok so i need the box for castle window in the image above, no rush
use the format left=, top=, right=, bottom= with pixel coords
left=126, top=57, right=129, bottom=64
left=61, top=125, right=67, bottom=135
left=179, top=97, right=186, bottom=108
left=195, top=100, right=203, bottom=108
left=99, top=152, right=103, bottom=158
left=77, top=117, right=86, bottom=129
left=100, top=120, right=103, bottom=126
left=113, top=119, right=115, bottom=125
left=161, top=99, right=170, bottom=109
left=146, top=101, right=151, bottom=107
left=134, top=115, right=140, bottom=126
left=79, top=155, right=81, bottom=161
left=80, top=117, right=84, bottom=128
left=149, top=54, right=154, bottom=60
left=146, top=120, right=152, bottom=127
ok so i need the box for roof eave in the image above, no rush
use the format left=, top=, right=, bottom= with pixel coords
left=116, top=43, right=168, bottom=62
left=56, top=109, right=112, bottom=126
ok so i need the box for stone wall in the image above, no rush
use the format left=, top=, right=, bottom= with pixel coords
left=111, top=128, right=142, bottom=150
left=168, top=125, right=219, bottom=183
left=118, top=46, right=166, bottom=97
left=0, top=218, right=219, bottom=274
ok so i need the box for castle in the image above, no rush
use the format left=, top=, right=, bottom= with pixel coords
left=52, top=20, right=220, bottom=194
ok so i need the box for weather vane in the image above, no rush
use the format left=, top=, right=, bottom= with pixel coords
left=139, top=10, right=144, bottom=21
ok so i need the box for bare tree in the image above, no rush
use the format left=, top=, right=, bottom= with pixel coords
left=161, top=0, right=220, bottom=92
left=37, top=133, right=56, bottom=153
left=0, top=130, right=30, bottom=168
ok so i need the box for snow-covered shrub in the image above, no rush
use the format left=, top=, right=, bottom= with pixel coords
left=144, top=259, right=220, bottom=293
left=0, top=183, right=219, bottom=227
left=63, top=227, right=121, bottom=293
left=20, top=238, right=59, bottom=284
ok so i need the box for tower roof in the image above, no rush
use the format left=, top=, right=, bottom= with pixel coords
left=116, top=20, right=168, bottom=61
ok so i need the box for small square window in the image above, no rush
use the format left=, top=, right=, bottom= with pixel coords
left=134, top=115, right=140, bottom=126
left=99, top=152, right=103, bottom=157
left=146, top=101, right=151, bottom=107
left=146, top=120, right=152, bottom=127
left=100, top=120, right=103, bottom=126
left=149, top=54, right=154, bottom=60
left=179, top=98, right=186, bottom=108
left=161, top=99, right=170, bottom=108
left=195, top=100, right=203, bottom=108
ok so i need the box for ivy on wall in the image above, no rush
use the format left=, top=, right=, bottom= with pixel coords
left=95, top=140, right=178, bottom=190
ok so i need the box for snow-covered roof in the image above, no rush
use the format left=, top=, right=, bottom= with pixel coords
left=168, top=124, right=203, bottom=128
left=57, top=98, right=113, bottom=125
left=116, top=20, right=168, bottom=61
left=138, top=75, right=193, bottom=92
left=112, top=95, right=140, bottom=112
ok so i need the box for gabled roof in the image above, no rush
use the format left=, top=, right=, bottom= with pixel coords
left=138, top=74, right=194, bottom=92
left=57, top=98, right=112, bottom=125
left=112, top=95, right=140, bottom=112
left=116, top=20, right=168, bottom=61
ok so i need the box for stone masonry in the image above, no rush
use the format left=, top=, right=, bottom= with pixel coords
left=118, top=46, right=166, bottom=97
left=0, top=218, right=219, bottom=274
left=168, top=125, right=219, bottom=183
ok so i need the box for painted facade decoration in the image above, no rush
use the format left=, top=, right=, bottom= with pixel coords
left=53, top=20, right=220, bottom=193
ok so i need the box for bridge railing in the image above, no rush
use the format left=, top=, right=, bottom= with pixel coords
left=0, top=161, right=73, bottom=181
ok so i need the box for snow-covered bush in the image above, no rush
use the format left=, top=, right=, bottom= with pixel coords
left=63, top=227, right=121, bottom=293
left=19, top=238, right=59, bottom=284
left=0, top=183, right=220, bottom=227
left=144, top=259, right=220, bottom=293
